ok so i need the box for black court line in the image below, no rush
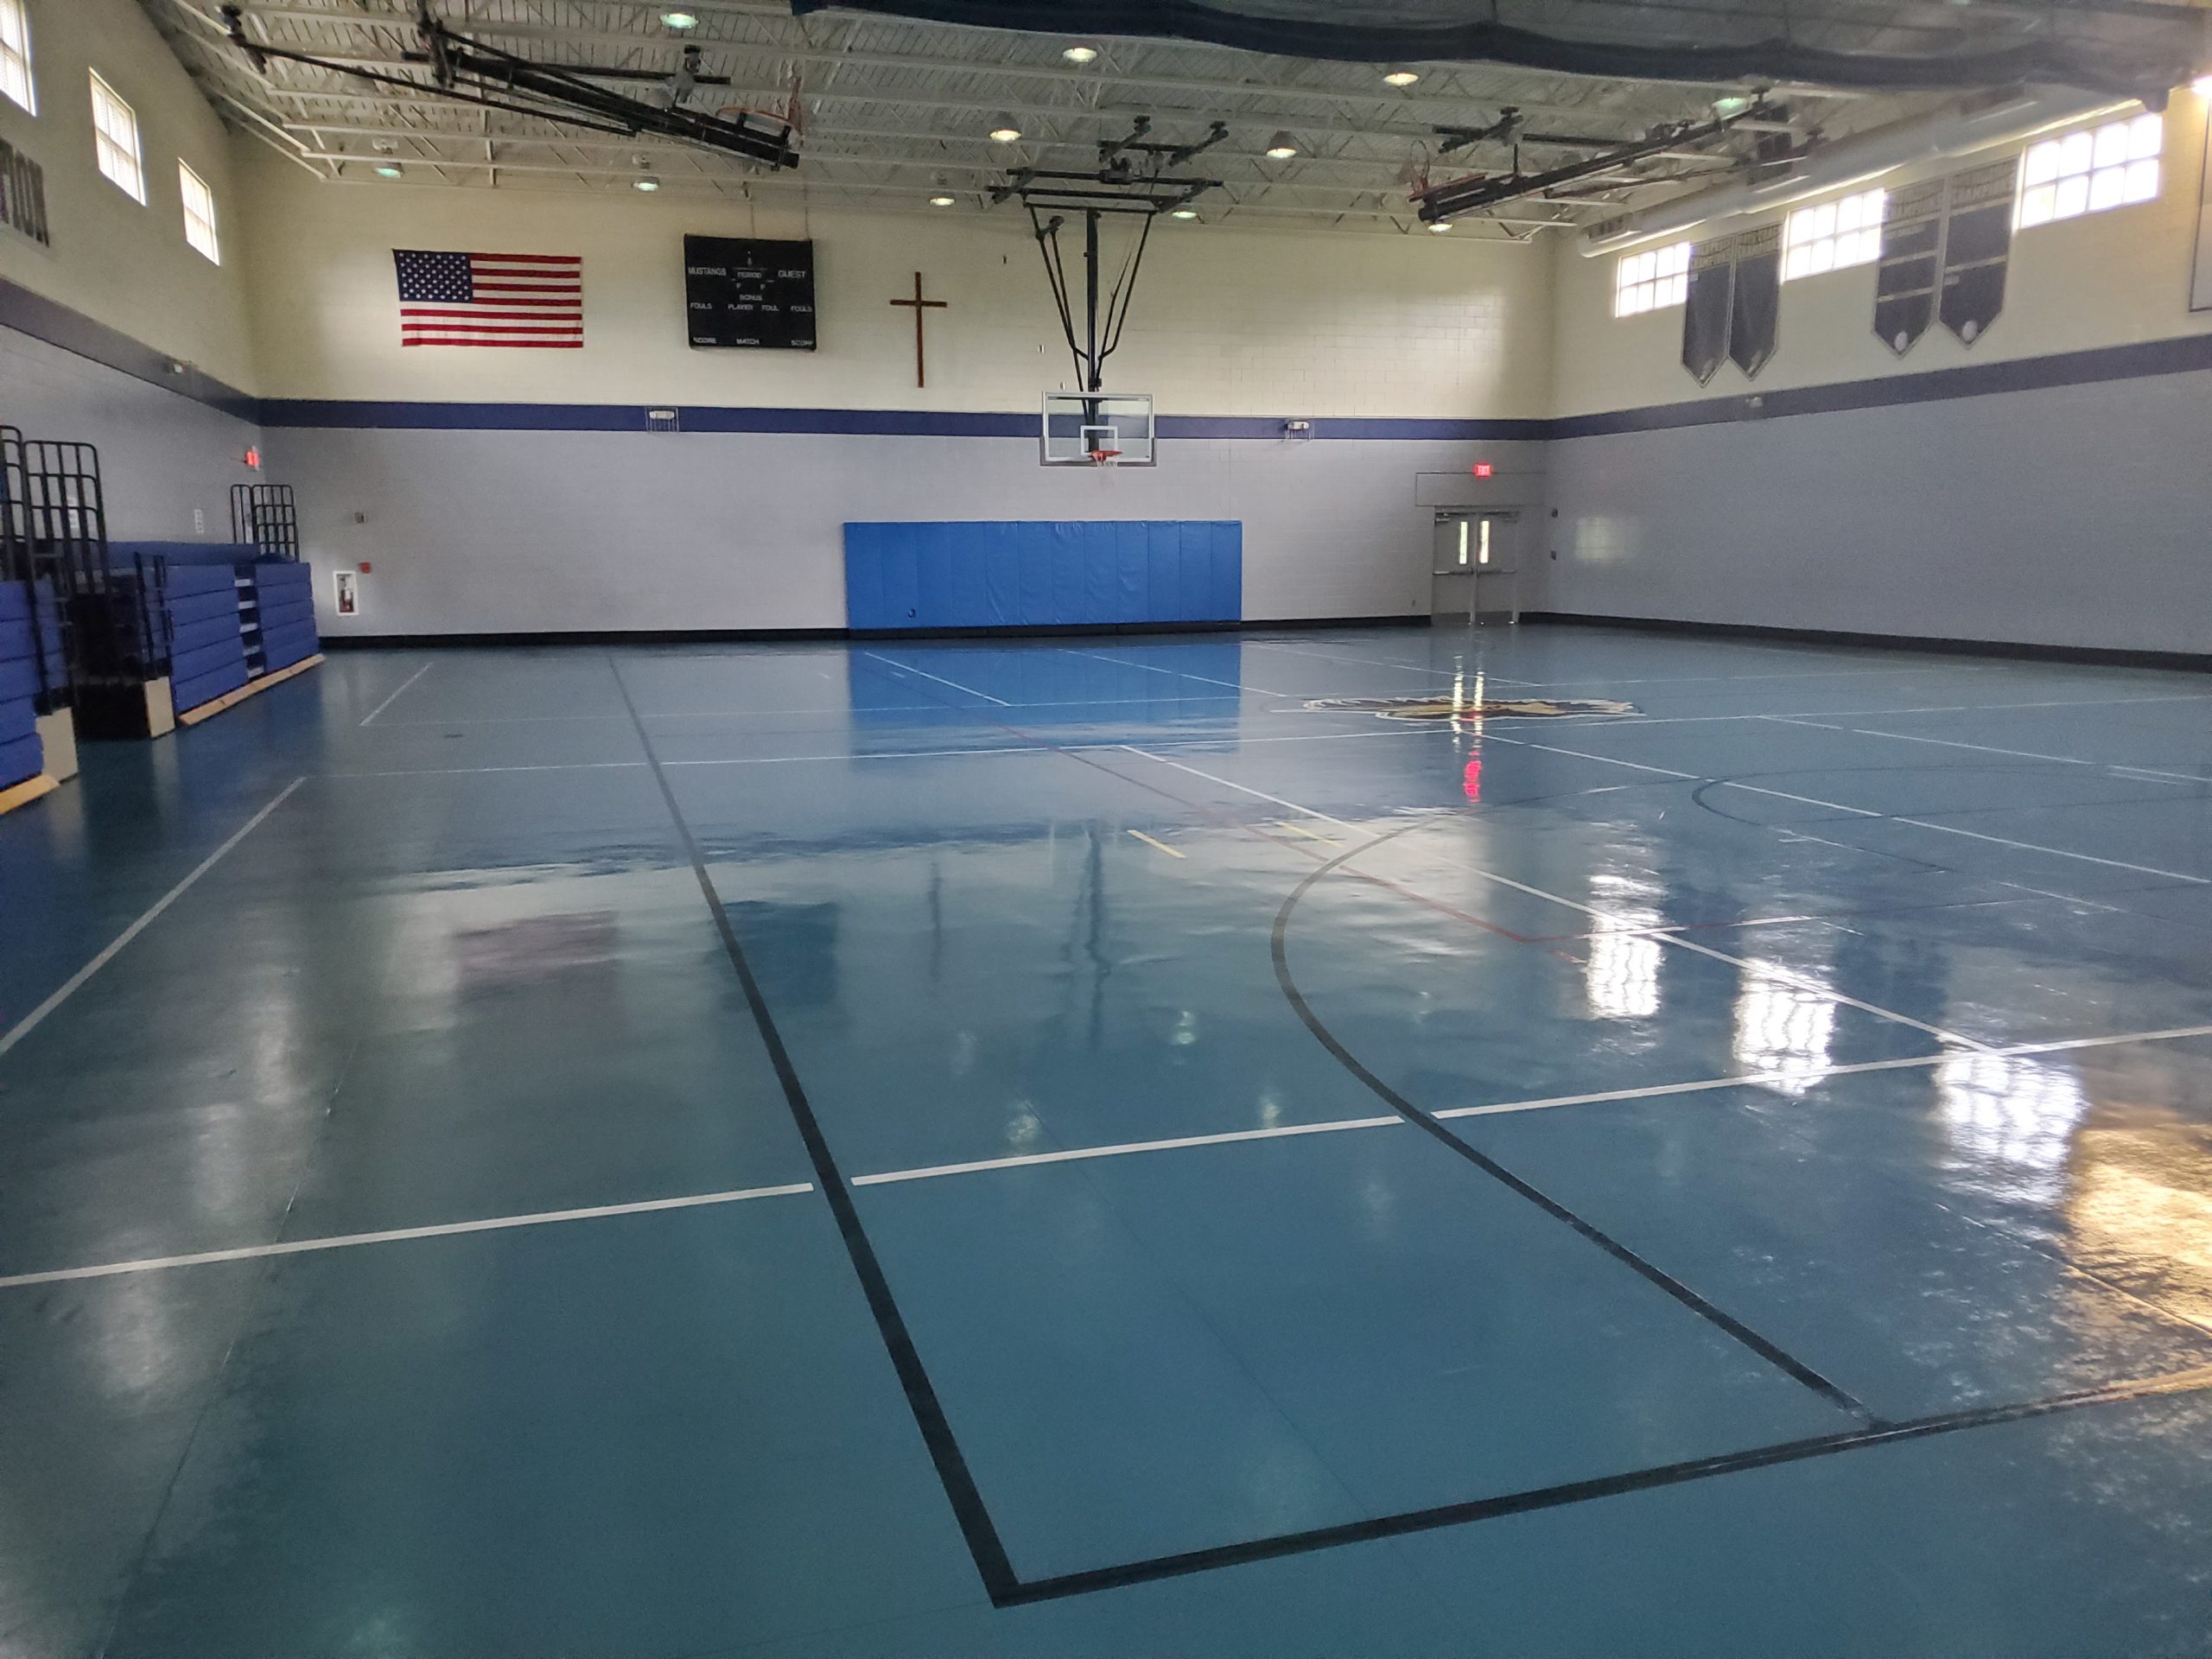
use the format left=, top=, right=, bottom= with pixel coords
left=1000, top=1363, right=2212, bottom=1604
left=610, top=660, right=1020, bottom=1603
left=1271, top=821, right=1875, bottom=1422
left=613, top=648, right=2212, bottom=1609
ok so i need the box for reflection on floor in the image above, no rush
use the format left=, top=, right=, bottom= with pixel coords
left=3, top=624, right=2211, bottom=1657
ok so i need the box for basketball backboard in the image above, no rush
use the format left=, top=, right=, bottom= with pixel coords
left=1042, top=392, right=1156, bottom=467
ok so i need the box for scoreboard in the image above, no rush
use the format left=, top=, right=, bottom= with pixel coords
left=683, top=235, right=817, bottom=350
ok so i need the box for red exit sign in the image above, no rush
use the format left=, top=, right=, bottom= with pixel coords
left=1471, top=461, right=1494, bottom=479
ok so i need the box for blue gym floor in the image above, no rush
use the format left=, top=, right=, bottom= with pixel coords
left=3, top=623, right=2211, bottom=1657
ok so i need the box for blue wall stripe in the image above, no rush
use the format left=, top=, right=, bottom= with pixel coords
left=1548, top=329, right=2212, bottom=440
left=258, top=329, right=2212, bottom=442
left=0, top=277, right=259, bottom=426
left=10, top=262, right=2206, bottom=448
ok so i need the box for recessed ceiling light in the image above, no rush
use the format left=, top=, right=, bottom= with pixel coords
left=1428, top=219, right=1454, bottom=232
left=988, top=115, right=1024, bottom=143
left=2195, top=73, right=2212, bottom=96
left=373, top=163, right=404, bottom=178
left=1170, top=207, right=1199, bottom=219
left=1062, top=44, right=1098, bottom=65
left=930, top=194, right=957, bottom=207
left=1264, top=130, right=1300, bottom=159
left=1713, top=94, right=1752, bottom=117
left=660, top=10, right=698, bottom=29
left=1382, top=68, right=1420, bottom=87
left=634, top=177, right=661, bottom=191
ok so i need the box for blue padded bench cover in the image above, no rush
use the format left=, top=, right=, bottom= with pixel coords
left=844, top=520, right=1242, bottom=632
left=0, top=695, right=35, bottom=746
left=106, top=541, right=262, bottom=569
left=0, top=656, right=41, bottom=705
left=0, top=731, right=40, bottom=787
left=262, top=626, right=321, bottom=671
left=173, top=655, right=251, bottom=713
left=173, top=633, right=247, bottom=682
left=258, top=594, right=316, bottom=630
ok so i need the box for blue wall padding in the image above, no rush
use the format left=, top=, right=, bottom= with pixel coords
left=844, top=521, right=1241, bottom=631
left=0, top=657, right=40, bottom=705
left=262, top=625, right=321, bottom=671
left=0, top=731, right=41, bottom=787
left=0, top=696, right=35, bottom=745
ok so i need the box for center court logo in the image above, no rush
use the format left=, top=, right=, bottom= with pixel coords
left=1300, top=696, right=1637, bottom=721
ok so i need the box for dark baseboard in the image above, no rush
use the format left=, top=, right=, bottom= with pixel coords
left=1521, top=611, right=2212, bottom=673
left=321, top=613, right=1428, bottom=648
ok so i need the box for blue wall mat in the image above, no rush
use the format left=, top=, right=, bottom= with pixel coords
left=844, top=521, right=1242, bottom=631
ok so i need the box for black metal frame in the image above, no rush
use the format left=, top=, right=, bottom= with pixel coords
left=232, top=483, right=301, bottom=562
left=16, top=441, right=168, bottom=698
left=219, top=3, right=798, bottom=169
left=994, top=118, right=1223, bottom=399
left=1415, top=99, right=1782, bottom=224
left=0, top=423, right=70, bottom=715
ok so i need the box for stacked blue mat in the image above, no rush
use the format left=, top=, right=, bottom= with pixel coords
left=248, top=561, right=318, bottom=672
left=0, top=583, right=47, bottom=788
left=163, top=563, right=251, bottom=715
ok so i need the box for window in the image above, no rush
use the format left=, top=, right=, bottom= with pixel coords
left=89, top=71, right=143, bottom=203
left=2018, top=112, right=2161, bottom=229
left=1613, top=241, right=1690, bottom=316
left=1782, top=187, right=1886, bottom=281
left=179, top=161, right=219, bottom=262
left=0, top=0, right=33, bottom=115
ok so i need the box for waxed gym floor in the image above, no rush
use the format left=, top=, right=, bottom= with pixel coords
left=3, top=624, right=2210, bottom=1658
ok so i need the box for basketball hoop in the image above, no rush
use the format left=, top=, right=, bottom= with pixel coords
left=1088, top=448, right=1123, bottom=467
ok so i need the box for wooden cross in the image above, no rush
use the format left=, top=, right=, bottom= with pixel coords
left=888, top=270, right=948, bottom=388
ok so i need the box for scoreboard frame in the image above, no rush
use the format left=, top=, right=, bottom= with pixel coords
left=683, top=234, right=817, bottom=351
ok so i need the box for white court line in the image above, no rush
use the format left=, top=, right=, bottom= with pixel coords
left=1240, top=640, right=1539, bottom=684
left=358, top=661, right=433, bottom=728
left=323, top=724, right=1455, bottom=779
left=1120, top=744, right=1994, bottom=1053
left=859, top=651, right=1012, bottom=706
left=0, top=778, right=306, bottom=1061
left=1487, top=734, right=2212, bottom=889
left=1767, top=716, right=2206, bottom=785
left=849, top=1023, right=2212, bottom=1188
left=327, top=760, right=657, bottom=779
left=853, top=1117, right=1403, bottom=1186
left=0, top=1183, right=816, bottom=1291
left=1057, top=645, right=1305, bottom=700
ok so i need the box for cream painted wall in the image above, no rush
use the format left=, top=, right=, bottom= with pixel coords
left=0, top=0, right=256, bottom=391
left=1549, top=94, right=2212, bottom=418
left=238, top=148, right=1553, bottom=419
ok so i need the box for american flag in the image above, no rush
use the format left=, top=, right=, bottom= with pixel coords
left=393, top=250, right=583, bottom=348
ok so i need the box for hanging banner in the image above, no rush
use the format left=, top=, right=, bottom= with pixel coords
left=1727, top=223, right=1783, bottom=380
left=1938, top=158, right=2018, bottom=346
left=1873, top=176, right=1946, bottom=357
left=2193, top=113, right=2212, bottom=313
left=1681, top=239, right=1735, bottom=385
left=0, top=136, right=48, bottom=248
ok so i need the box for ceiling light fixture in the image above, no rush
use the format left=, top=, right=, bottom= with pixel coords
left=988, top=114, right=1024, bottom=143
left=1383, top=69, right=1421, bottom=87
left=634, top=177, right=661, bottom=191
left=1428, top=219, right=1454, bottom=232
left=1264, top=130, right=1300, bottom=159
left=1170, top=207, right=1199, bottom=219
left=660, top=10, right=698, bottom=29
left=930, top=194, right=957, bottom=207
left=2195, top=73, right=2212, bottom=96
left=373, top=162, right=404, bottom=178
left=1712, top=94, right=1752, bottom=117
left=1062, top=44, right=1098, bottom=65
